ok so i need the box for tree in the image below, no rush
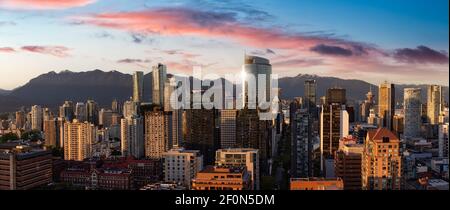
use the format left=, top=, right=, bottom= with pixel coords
left=21, top=130, right=42, bottom=142
left=47, top=145, right=64, bottom=157
left=0, top=133, right=19, bottom=143
left=111, top=150, right=122, bottom=156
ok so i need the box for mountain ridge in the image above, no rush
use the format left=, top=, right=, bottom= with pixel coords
left=0, top=70, right=448, bottom=113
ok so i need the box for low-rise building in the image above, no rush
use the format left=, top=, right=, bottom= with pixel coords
left=191, top=166, right=251, bottom=190
left=290, top=178, right=344, bottom=190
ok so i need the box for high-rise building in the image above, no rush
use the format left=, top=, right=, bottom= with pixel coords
left=31, top=105, right=43, bottom=131
left=0, top=144, right=52, bottom=190
left=56, top=117, right=65, bottom=148
left=220, top=109, right=238, bottom=148
left=152, top=63, right=167, bottom=106
left=215, top=148, right=260, bottom=190
left=242, top=55, right=272, bottom=108
left=427, top=85, right=443, bottom=125
left=191, top=166, right=251, bottom=190
left=43, top=118, right=59, bottom=147
left=162, top=148, right=203, bottom=188
left=144, top=106, right=173, bottom=159
left=393, top=114, right=404, bottom=137
left=304, top=79, right=317, bottom=114
left=43, top=108, right=52, bottom=121
left=59, top=101, right=74, bottom=122
left=63, top=119, right=96, bottom=161
left=75, top=102, right=86, bottom=122
left=133, top=71, right=144, bottom=103
left=378, top=82, right=395, bottom=130
left=334, top=135, right=363, bottom=190
left=404, top=88, right=422, bottom=139
left=291, top=109, right=313, bottom=178
left=99, top=109, right=113, bottom=128
left=15, top=111, right=25, bottom=129
left=164, top=77, right=183, bottom=147
left=111, top=99, right=121, bottom=114
left=121, top=115, right=145, bottom=159
left=340, top=109, right=349, bottom=138
left=86, top=100, right=99, bottom=125
left=123, top=99, right=139, bottom=119
left=185, top=109, right=218, bottom=165
left=438, top=123, right=449, bottom=158
left=360, top=88, right=375, bottom=122
left=320, top=88, right=346, bottom=173
left=235, top=108, right=270, bottom=173
left=367, top=108, right=381, bottom=126
left=362, top=128, right=402, bottom=190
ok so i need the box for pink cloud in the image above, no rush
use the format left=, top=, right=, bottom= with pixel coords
left=0, top=47, right=16, bottom=53
left=0, top=0, right=95, bottom=10
left=21, top=45, right=70, bottom=57
left=72, top=8, right=378, bottom=54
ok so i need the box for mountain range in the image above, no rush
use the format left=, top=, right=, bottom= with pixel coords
left=0, top=70, right=448, bottom=113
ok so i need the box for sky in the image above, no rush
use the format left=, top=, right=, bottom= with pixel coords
left=0, top=0, right=448, bottom=90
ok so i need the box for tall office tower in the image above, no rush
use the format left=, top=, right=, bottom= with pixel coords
left=340, top=109, right=349, bottom=138
left=132, top=71, right=144, bottom=103
left=242, top=55, right=272, bottom=108
left=111, top=113, right=122, bottom=126
left=56, top=117, right=65, bottom=148
left=43, top=118, right=58, bottom=147
left=438, top=123, right=449, bottom=158
left=59, top=101, right=74, bottom=122
left=393, top=114, right=404, bottom=137
left=162, top=148, right=203, bottom=188
left=86, top=100, right=99, bottom=125
left=63, top=119, right=96, bottom=161
left=0, top=144, right=52, bottom=190
left=144, top=106, right=173, bottom=159
left=99, top=109, right=113, bottom=128
left=304, top=79, right=317, bottom=114
left=75, top=102, right=86, bottom=122
left=236, top=109, right=270, bottom=167
left=43, top=108, right=52, bottom=121
left=404, top=88, right=422, bottom=139
left=152, top=63, right=167, bottom=106
left=185, top=109, right=218, bottom=165
left=123, top=99, right=139, bottom=119
left=334, top=135, right=364, bottom=190
left=31, top=105, right=43, bottom=131
left=378, top=82, right=395, bottom=130
left=164, top=77, right=183, bottom=147
left=219, top=109, right=238, bottom=148
left=427, top=85, right=443, bottom=125
left=367, top=108, right=381, bottom=126
left=320, top=88, right=346, bottom=173
left=362, top=128, right=402, bottom=190
left=111, top=99, right=121, bottom=114
left=291, top=109, right=313, bottom=178
left=215, top=148, right=260, bottom=190
left=360, top=88, right=375, bottom=122
left=15, top=111, right=25, bottom=129
left=121, top=115, right=144, bottom=158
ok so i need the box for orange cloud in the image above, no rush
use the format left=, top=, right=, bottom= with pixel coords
left=0, top=0, right=95, bottom=10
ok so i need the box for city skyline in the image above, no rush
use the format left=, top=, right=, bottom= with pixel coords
left=0, top=0, right=449, bottom=90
